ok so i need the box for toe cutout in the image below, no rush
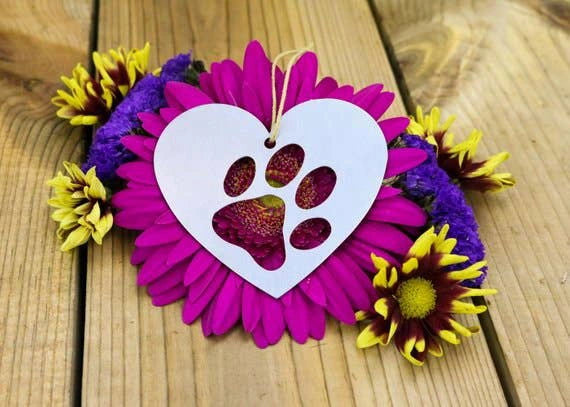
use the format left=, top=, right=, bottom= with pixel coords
left=290, top=218, right=331, bottom=250
left=212, top=195, right=286, bottom=270
left=224, top=157, right=255, bottom=197
left=295, top=167, right=336, bottom=209
left=265, top=144, right=304, bottom=187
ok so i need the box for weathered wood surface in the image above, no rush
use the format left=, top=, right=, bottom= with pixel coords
left=0, top=0, right=92, bottom=405
left=82, top=0, right=505, bottom=406
left=376, top=0, right=570, bottom=405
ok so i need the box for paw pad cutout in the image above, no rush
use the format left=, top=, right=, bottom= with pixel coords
left=213, top=144, right=336, bottom=270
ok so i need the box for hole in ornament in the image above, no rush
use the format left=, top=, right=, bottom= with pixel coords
left=295, top=167, right=336, bottom=209
left=223, top=156, right=255, bottom=197
left=265, top=144, right=305, bottom=188
left=290, top=218, right=331, bottom=250
left=264, top=137, right=276, bottom=149
left=212, top=194, right=286, bottom=271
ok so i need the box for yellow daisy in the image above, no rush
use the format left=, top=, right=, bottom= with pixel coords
left=356, top=225, right=497, bottom=366
left=47, top=162, right=113, bottom=251
left=408, top=106, right=515, bottom=192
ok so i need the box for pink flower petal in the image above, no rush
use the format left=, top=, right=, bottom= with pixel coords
left=299, top=274, right=327, bottom=306
left=182, top=267, right=228, bottom=324
left=116, top=161, right=157, bottom=185
left=210, top=63, right=227, bottom=104
left=352, top=84, right=383, bottom=112
left=164, top=81, right=213, bottom=110
left=368, top=196, right=427, bottom=227
left=343, top=239, right=400, bottom=270
left=313, top=76, right=338, bottom=98
left=385, top=148, right=428, bottom=178
left=210, top=272, right=243, bottom=335
left=137, top=112, right=166, bottom=137
left=241, top=83, right=264, bottom=123
left=306, top=299, right=326, bottom=340
left=186, top=262, right=222, bottom=302
left=131, top=245, right=154, bottom=265
left=111, top=187, right=162, bottom=209
left=366, top=92, right=394, bottom=120
left=166, top=235, right=201, bottom=266
left=328, top=85, right=354, bottom=102
left=283, top=290, right=310, bottom=344
left=262, top=294, right=285, bottom=345
left=316, top=267, right=356, bottom=324
left=151, top=284, right=187, bottom=306
left=220, top=59, right=243, bottom=106
left=135, top=223, right=186, bottom=248
left=183, top=249, right=217, bottom=286
left=137, top=246, right=172, bottom=285
left=121, top=135, right=153, bottom=161
left=251, top=325, right=269, bottom=349
left=147, top=262, right=186, bottom=296
left=325, top=256, right=370, bottom=310
left=379, top=117, right=409, bottom=143
left=284, top=52, right=318, bottom=111
left=242, top=40, right=272, bottom=127
left=198, top=72, right=216, bottom=102
left=337, top=252, right=377, bottom=301
left=353, top=221, right=413, bottom=255
left=154, top=210, right=178, bottom=225
left=242, top=283, right=261, bottom=332
left=159, top=107, right=183, bottom=123
left=114, top=207, right=163, bottom=230
left=377, top=185, right=402, bottom=200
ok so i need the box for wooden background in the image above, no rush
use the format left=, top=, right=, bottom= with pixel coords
left=0, top=0, right=568, bottom=405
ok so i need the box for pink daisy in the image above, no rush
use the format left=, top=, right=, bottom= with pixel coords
left=112, top=41, right=428, bottom=347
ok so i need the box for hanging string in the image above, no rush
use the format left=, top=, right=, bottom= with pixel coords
left=268, top=45, right=313, bottom=145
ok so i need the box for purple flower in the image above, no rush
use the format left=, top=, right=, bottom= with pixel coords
left=402, top=134, right=487, bottom=287
left=83, top=53, right=191, bottom=181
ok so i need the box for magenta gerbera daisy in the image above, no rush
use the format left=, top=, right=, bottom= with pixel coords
left=112, top=41, right=428, bottom=347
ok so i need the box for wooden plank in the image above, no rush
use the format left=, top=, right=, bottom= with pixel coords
left=0, top=1, right=93, bottom=405
left=375, top=0, right=570, bottom=405
left=83, top=0, right=506, bottom=405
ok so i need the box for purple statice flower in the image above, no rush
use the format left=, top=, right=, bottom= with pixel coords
left=83, top=53, right=191, bottom=181
left=401, top=134, right=487, bottom=287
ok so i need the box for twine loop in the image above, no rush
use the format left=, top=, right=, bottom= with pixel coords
left=268, top=45, right=313, bottom=145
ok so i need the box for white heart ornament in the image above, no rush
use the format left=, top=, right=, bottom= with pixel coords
left=154, top=99, right=387, bottom=298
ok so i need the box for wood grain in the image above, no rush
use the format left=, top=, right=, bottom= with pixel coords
left=0, top=0, right=92, bottom=405
left=82, top=0, right=506, bottom=405
left=376, top=0, right=570, bottom=405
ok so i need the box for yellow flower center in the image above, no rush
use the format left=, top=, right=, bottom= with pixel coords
left=396, top=277, right=437, bottom=319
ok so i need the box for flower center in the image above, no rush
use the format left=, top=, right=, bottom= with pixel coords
left=396, top=277, right=437, bottom=319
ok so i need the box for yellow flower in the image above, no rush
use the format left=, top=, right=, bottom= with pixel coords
left=407, top=106, right=515, bottom=192
left=51, top=64, right=114, bottom=125
left=47, top=162, right=113, bottom=251
left=93, top=42, right=151, bottom=98
left=356, top=225, right=497, bottom=366
left=52, top=43, right=152, bottom=126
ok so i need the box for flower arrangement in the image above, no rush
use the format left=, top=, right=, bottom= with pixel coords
left=46, top=41, right=512, bottom=365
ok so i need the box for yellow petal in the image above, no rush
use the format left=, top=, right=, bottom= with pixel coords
left=447, top=261, right=487, bottom=280
left=60, top=226, right=91, bottom=251
left=450, top=300, right=487, bottom=314
left=408, top=227, right=435, bottom=258
left=439, top=329, right=460, bottom=345
left=438, top=254, right=469, bottom=267
left=457, top=287, right=498, bottom=299
left=401, top=258, right=418, bottom=274
left=356, top=324, right=381, bottom=348
left=449, top=318, right=475, bottom=337
left=374, top=298, right=390, bottom=318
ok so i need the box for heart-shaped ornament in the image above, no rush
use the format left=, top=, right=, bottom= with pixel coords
left=154, top=99, right=387, bottom=298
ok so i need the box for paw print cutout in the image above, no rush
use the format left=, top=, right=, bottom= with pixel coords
left=213, top=144, right=336, bottom=270
left=154, top=99, right=387, bottom=297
